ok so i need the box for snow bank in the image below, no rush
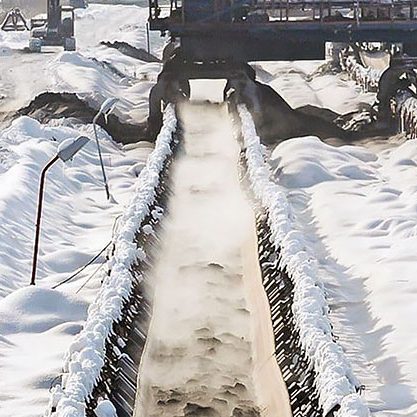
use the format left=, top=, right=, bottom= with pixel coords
left=271, top=135, right=417, bottom=416
left=0, top=30, right=29, bottom=53
left=48, top=105, right=177, bottom=417
left=256, top=60, right=375, bottom=115
left=237, top=104, right=369, bottom=417
left=0, top=114, right=152, bottom=417
left=49, top=50, right=158, bottom=124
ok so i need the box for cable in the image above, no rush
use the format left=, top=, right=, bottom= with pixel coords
left=51, top=215, right=122, bottom=290
left=75, top=260, right=106, bottom=294
left=51, top=242, right=111, bottom=289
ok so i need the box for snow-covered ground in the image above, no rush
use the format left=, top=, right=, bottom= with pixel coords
left=256, top=58, right=417, bottom=417
left=0, top=4, right=162, bottom=416
left=2, top=3, right=417, bottom=416
left=0, top=4, right=164, bottom=122
left=0, top=114, right=153, bottom=417
left=270, top=137, right=417, bottom=416
left=239, top=60, right=417, bottom=416
left=255, top=60, right=375, bottom=113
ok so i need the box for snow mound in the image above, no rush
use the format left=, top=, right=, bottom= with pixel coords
left=0, top=287, right=86, bottom=335
left=50, top=51, right=156, bottom=124
left=271, top=136, right=377, bottom=188
left=272, top=132, right=417, bottom=415
left=238, top=104, right=369, bottom=417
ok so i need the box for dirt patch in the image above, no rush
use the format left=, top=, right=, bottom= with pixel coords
left=296, top=104, right=341, bottom=123
left=3, top=92, right=149, bottom=143
left=101, top=41, right=161, bottom=63
left=234, top=80, right=394, bottom=146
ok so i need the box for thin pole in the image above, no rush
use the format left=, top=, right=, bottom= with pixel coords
left=93, top=119, right=110, bottom=200
left=30, top=155, right=59, bottom=285
left=146, top=22, right=151, bottom=55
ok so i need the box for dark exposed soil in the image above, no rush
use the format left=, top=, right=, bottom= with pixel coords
left=234, top=80, right=395, bottom=146
left=101, top=41, right=161, bottom=63
left=4, top=92, right=149, bottom=144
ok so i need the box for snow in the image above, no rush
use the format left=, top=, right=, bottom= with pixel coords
left=0, top=3, right=172, bottom=416
left=0, top=4, right=164, bottom=121
left=49, top=105, right=177, bottom=417
left=94, top=400, right=117, bottom=417
left=256, top=60, right=375, bottom=113
left=1, top=5, right=416, bottom=416
left=267, top=129, right=417, bottom=415
left=238, top=104, right=369, bottom=417
left=0, top=6, right=165, bottom=409
left=0, top=114, right=153, bottom=417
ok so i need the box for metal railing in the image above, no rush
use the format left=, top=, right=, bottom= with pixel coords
left=149, top=0, right=417, bottom=25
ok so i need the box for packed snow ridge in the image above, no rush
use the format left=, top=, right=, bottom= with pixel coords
left=46, top=105, right=177, bottom=417
left=237, top=105, right=369, bottom=417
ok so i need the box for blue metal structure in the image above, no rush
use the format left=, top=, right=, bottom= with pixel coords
left=149, top=0, right=417, bottom=60
left=146, top=0, right=417, bottom=141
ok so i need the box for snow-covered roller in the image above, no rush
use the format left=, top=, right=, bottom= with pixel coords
left=46, top=105, right=182, bottom=417
left=236, top=105, right=369, bottom=417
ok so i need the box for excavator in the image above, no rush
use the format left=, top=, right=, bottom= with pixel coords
left=1, top=0, right=81, bottom=51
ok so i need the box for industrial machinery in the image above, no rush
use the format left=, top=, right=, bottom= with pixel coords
left=1, top=8, right=29, bottom=31
left=29, top=0, right=76, bottom=52
left=149, top=0, right=417, bottom=62
left=1, top=0, right=77, bottom=52
left=146, top=0, right=417, bottom=138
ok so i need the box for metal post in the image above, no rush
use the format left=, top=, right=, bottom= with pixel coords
left=93, top=121, right=110, bottom=201
left=146, top=21, right=151, bottom=55
left=355, top=0, right=360, bottom=25
left=30, top=155, right=59, bottom=285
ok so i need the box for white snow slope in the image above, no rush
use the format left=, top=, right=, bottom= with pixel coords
left=268, top=121, right=417, bottom=414
left=0, top=3, right=163, bottom=417
left=0, top=4, right=164, bottom=122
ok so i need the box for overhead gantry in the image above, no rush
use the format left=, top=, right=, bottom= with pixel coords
left=146, top=0, right=417, bottom=139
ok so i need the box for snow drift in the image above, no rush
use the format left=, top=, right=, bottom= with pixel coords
left=270, top=133, right=417, bottom=416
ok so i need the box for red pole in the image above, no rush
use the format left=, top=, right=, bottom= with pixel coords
left=30, top=155, right=59, bottom=285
